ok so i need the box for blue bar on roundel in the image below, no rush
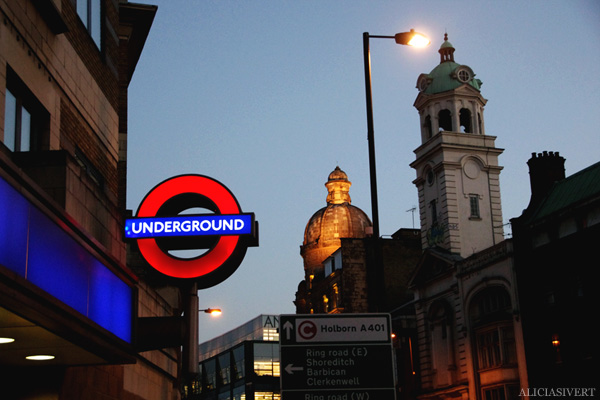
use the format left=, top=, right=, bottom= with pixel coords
left=124, top=213, right=254, bottom=239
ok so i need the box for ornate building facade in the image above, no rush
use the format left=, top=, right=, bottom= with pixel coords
left=408, top=36, right=528, bottom=400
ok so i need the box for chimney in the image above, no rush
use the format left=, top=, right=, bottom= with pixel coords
left=526, top=151, right=566, bottom=209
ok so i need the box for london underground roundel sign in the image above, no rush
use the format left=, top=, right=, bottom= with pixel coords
left=125, top=175, right=258, bottom=288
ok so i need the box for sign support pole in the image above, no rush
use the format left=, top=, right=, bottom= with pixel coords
left=186, top=282, right=199, bottom=376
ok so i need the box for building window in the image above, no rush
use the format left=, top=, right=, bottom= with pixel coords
left=476, top=326, right=516, bottom=369
left=457, top=69, right=471, bottom=83
left=218, top=353, right=231, bottom=386
left=438, top=109, right=452, bottom=131
left=218, top=388, right=230, bottom=400
left=184, top=370, right=201, bottom=398
left=472, top=287, right=511, bottom=319
left=204, top=359, right=217, bottom=391
left=254, top=392, right=280, bottom=400
left=76, top=0, right=102, bottom=48
left=262, top=326, right=279, bottom=341
left=430, top=199, right=438, bottom=224
left=253, top=342, right=280, bottom=377
left=424, top=115, right=433, bottom=139
left=3, top=88, right=27, bottom=151
left=459, top=108, right=472, bottom=133
left=470, top=287, right=517, bottom=370
left=232, top=346, right=245, bottom=381
left=483, top=386, right=504, bottom=400
left=482, top=385, right=520, bottom=400
left=469, top=195, right=480, bottom=219
left=3, top=69, right=48, bottom=152
left=232, top=385, right=245, bottom=400
left=426, top=169, right=435, bottom=186
left=477, top=326, right=517, bottom=370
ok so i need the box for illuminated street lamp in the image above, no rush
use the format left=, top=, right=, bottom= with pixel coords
left=363, top=29, right=430, bottom=239
left=201, top=308, right=222, bottom=316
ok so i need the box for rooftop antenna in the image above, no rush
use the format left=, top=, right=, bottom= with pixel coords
left=406, top=206, right=417, bottom=229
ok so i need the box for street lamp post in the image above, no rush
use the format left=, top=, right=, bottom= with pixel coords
left=362, top=30, right=429, bottom=312
left=362, top=29, right=430, bottom=239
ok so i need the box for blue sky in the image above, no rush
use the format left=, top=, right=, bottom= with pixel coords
left=126, top=0, right=600, bottom=343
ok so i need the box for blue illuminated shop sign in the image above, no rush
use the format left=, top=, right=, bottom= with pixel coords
left=124, top=213, right=253, bottom=239
left=0, top=176, right=132, bottom=343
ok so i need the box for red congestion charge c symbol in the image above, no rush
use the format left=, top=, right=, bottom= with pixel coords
left=135, top=175, right=241, bottom=279
left=298, top=321, right=318, bottom=340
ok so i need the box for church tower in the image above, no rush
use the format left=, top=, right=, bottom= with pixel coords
left=410, top=34, right=504, bottom=257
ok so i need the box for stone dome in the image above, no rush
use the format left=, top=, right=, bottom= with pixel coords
left=300, top=167, right=372, bottom=277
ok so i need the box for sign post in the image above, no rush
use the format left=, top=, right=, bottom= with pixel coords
left=279, top=314, right=397, bottom=400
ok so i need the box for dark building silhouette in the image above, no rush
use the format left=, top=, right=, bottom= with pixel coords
left=511, top=152, right=600, bottom=390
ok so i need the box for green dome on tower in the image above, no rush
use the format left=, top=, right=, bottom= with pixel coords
left=416, top=34, right=482, bottom=95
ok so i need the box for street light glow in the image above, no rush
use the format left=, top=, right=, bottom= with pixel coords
left=202, top=308, right=222, bottom=316
left=395, top=29, right=430, bottom=47
left=407, top=33, right=430, bottom=47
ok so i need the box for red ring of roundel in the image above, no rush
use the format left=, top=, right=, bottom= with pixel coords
left=135, top=175, right=241, bottom=279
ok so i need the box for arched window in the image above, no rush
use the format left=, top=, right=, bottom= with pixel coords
left=469, top=287, right=517, bottom=371
left=470, top=286, right=511, bottom=323
left=424, top=115, right=433, bottom=139
left=459, top=108, right=472, bottom=133
left=438, top=109, right=452, bottom=132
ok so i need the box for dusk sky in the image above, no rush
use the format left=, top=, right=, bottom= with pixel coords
left=126, top=0, right=600, bottom=343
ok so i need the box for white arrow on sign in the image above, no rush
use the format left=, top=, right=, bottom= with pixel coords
left=285, top=364, right=304, bottom=375
left=283, top=320, right=294, bottom=340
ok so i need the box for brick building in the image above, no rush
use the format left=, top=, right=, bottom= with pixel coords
left=0, top=1, right=184, bottom=398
